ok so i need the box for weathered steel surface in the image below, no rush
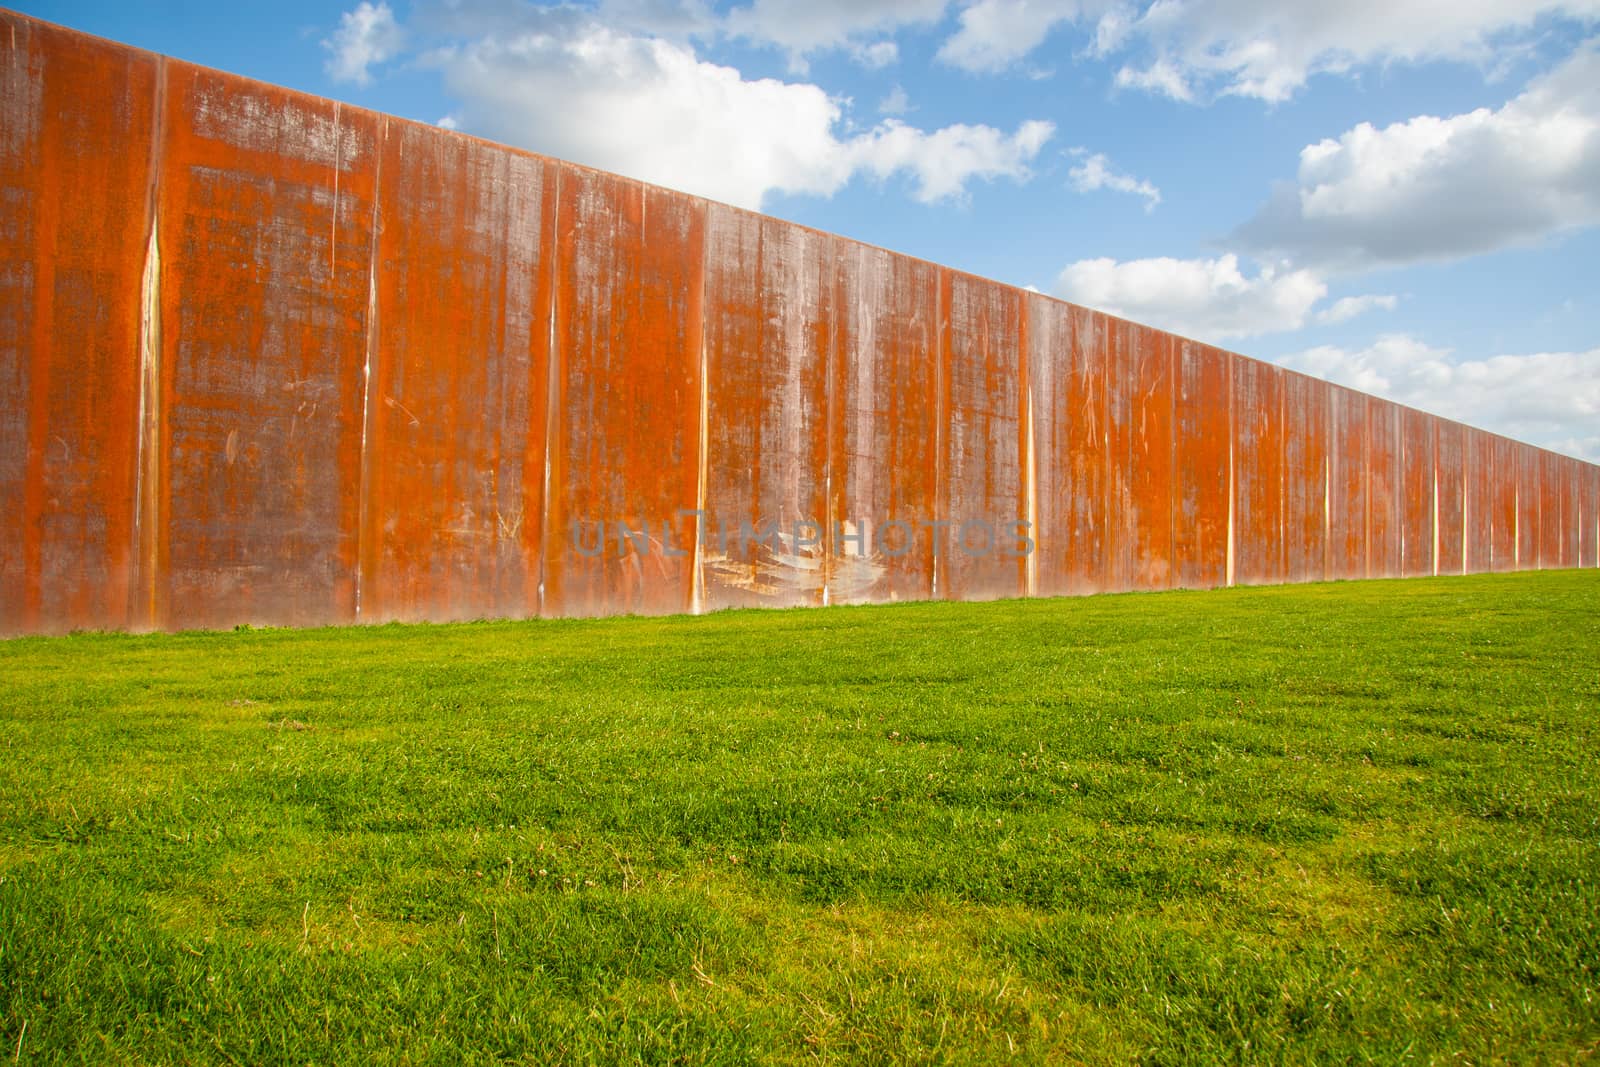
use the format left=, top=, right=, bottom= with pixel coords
left=701, top=206, right=831, bottom=610
left=1397, top=408, right=1435, bottom=578
left=1283, top=370, right=1329, bottom=584
left=1366, top=399, right=1403, bottom=579
left=1327, top=385, right=1369, bottom=582
left=941, top=270, right=1024, bottom=601
left=155, top=61, right=376, bottom=631
left=1231, top=356, right=1285, bottom=586
left=546, top=167, right=704, bottom=617
left=1, top=17, right=154, bottom=634
left=364, top=120, right=552, bottom=623
left=829, top=242, right=939, bottom=604
left=1172, top=340, right=1230, bottom=590
left=1121, top=323, right=1174, bottom=591
left=2, top=9, right=1596, bottom=636
left=1435, top=420, right=1465, bottom=576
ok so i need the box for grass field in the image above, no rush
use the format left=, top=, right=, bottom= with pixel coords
left=2, top=572, right=1597, bottom=1064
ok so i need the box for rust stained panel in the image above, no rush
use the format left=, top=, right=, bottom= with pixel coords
left=1461, top=429, right=1492, bottom=574
left=1548, top=451, right=1574, bottom=566
left=1586, top=463, right=1600, bottom=568
left=1026, top=295, right=1079, bottom=597
left=940, top=271, right=1023, bottom=601
left=365, top=121, right=551, bottom=623
left=1557, top=454, right=1580, bottom=569
left=1172, top=340, right=1229, bottom=590
left=1231, top=358, right=1285, bottom=586
left=545, top=168, right=704, bottom=617
left=157, top=63, right=376, bottom=630
left=1120, top=324, right=1174, bottom=591
left=0, top=16, right=154, bottom=635
left=1583, top=462, right=1599, bottom=569
left=1283, top=371, right=1329, bottom=584
left=1489, top=436, right=1518, bottom=572
left=702, top=206, right=831, bottom=610
left=1100, top=315, right=1134, bottom=591
left=1326, top=385, right=1368, bottom=582
left=1435, top=420, right=1465, bottom=576
left=832, top=242, right=939, bottom=602
left=1397, top=408, right=1434, bottom=578
left=1044, top=306, right=1110, bottom=594
left=1366, top=399, right=1402, bottom=579
left=1515, top=444, right=1541, bottom=570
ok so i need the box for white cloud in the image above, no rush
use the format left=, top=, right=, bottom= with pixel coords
left=936, top=0, right=1600, bottom=102
left=1237, top=44, right=1600, bottom=269
left=324, top=1, right=404, bottom=86
left=1067, top=150, right=1161, bottom=212
left=724, top=0, right=949, bottom=68
left=853, top=118, right=1056, bottom=202
left=879, top=84, right=912, bottom=115
left=431, top=19, right=1052, bottom=210
left=1277, top=335, right=1600, bottom=460
left=938, top=0, right=1089, bottom=72
left=1315, top=293, right=1398, bottom=325
left=1112, top=0, right=1600, bottom=103
left=854, top=40, right=901, bottom=68
left=1053, top=253, right=1326, bottom=340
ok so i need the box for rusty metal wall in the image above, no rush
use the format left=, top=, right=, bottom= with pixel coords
left=2, top=10, right=1596, bottom=636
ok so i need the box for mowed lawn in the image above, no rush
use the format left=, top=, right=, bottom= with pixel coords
left=1, top=573, right=1597, bottom=1064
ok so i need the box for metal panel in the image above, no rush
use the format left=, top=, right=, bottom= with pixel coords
left=1029, top=303, right=1109, bottom=596
left=1461, top=428, right=1493, bottom=575
left=1172, top=340, right=1229, bottom=590
left=1283, top=371, right=1329, bottom=584
left=1583, top=462, right=1599, bottom=569
left=1435, top=419, right=1465, bottom=576
left=1231, top=357, right=1285, bottom=586
left=1120, top=323, right=1175, bottom=591
left=831, top=241, right=939, bottom=604
left=1398, top=408, right=1435, bottom=578
left=1326, top=385, right=1368, bottom=582
left=155, top=61, right=376, bottom=630
left=701, top=206, right=831, bottom=610
left=0, top=15, right=155, bottom=635
left=363, top=120, right=552, bottom=623
left=940, top=271, right=1024, bottom=601
left=544, top=166, right=704, bottom=617
left=1516, top=443, right=1541, bottom=570
left=1366, top=399, right=1402, bottom=579
left=1489, top=436, right=1519, bottom=572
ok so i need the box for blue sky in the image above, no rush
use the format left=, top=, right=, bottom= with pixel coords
left=21, top=0, right=1599, bottom=459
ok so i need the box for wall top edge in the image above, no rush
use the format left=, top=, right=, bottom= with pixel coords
left=3, top=6, right=1595, bottom=472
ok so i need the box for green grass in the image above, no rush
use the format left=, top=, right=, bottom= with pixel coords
left=2, top=572, right=1598, bottom=1064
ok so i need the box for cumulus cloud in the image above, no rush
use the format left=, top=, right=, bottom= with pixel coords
left=1277, top=335, right=1600, bottom=460
left=1236, top=44, right=1600, bottom=269
left=1068, top=150, right=1161, bottom=212
left=429, top=18, right=1052, bottom=209
left=938, top=0, right=1091, bottom=72
left=936, top=0, right=1600, bottom=103
left=879, top=84, right=912, bottom=115
left=1315, top=293, right=1398, bottom=325
left=724, top=0, right=949, bottom=69
left=323, top=1, right=404, bottom=86
left=1053, top=253, right=1326, bottom=340
left=853, top=118, right=1055, bottom=201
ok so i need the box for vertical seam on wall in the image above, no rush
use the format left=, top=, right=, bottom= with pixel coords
left=354, top=118, right=386, bottom=621
left=932, top=270, right=948, bottom=600
left=1225, top=352, right=1234, bottom=588
left=133, top=55, right=168, bottom=631
left=690, top=211, right=709, bottom=615
left=1018, top=294, right=1036, bottom=598
left=538, top=165, right=563, bottom=616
